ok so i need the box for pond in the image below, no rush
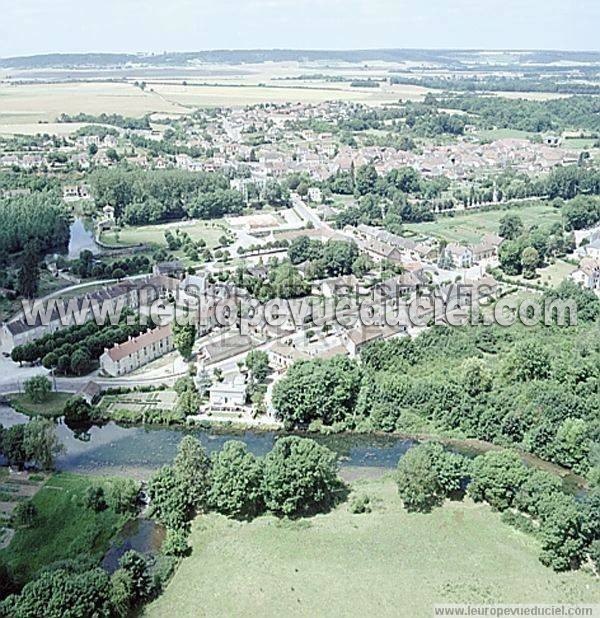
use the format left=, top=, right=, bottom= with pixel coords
left=101, top=518, right=166, bottom=573
left=67, top=217, right=101, bottom=259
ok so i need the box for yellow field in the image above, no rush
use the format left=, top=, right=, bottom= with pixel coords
left=0, top=81, right=188, bottom=127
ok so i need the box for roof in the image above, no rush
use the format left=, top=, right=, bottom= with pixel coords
left=77, top=381, right=101, bottom=398
left=104, top=324, right=172, bottom=363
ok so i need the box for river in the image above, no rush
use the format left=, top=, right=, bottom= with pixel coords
left=67, top=217, right=101, bottom=259
left=0, top=406, right=585, bottom=492
left=0, top=405, right=417, bottom=480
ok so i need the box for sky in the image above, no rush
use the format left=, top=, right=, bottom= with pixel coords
left=0, top=0, right=598, bottom=57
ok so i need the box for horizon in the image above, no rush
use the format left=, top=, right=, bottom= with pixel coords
left=1, top=0, right=598, bottom=58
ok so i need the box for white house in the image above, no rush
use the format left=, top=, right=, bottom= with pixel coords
left=208, top=377, right=247, bottom=409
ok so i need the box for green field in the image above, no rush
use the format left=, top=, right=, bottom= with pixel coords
left=100, top=219, right=228, bottom=252
left=476, top=128, right=536, bottom=141
left=405, top=203, right=562, bottom=244
left=0, top=472, right=128, bottom=583
left=8, top=392, right=71, bottom=418
left=145, top=478, right=599, bottom=617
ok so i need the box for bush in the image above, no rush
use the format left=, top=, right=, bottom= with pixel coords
left=349, top=494, right=371, bottom=514
left=83, top=485, right=106, bottom=512
left=162, top=528, right=190, bottom=557
left=13, top=502, right=37, bottom=527
left=63, top=396, right=93, bottom=424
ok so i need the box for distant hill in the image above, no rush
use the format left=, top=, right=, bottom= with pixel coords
left=2, top=49, right=600, bottom=70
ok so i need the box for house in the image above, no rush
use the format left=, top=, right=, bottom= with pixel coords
left=77, top=381, right=101, bottom=405
left=570, top=258, right=600, bottom=291
left=268, top=341, right=311, bottom=370
left=343, top=323, right=407, bottom=357
left=100, top=325, right=174, bottom=377
left=209, top=377, right=247, bottom=409
left=307, top=187, right=322, bottom=203
left=445, top=244, right=474, bottom=268
left=153, top=261, right=185, bottom=278
left=582, top=239, right=600, bottom=261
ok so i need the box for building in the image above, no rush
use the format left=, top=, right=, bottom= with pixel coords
left=100, top=325, right=174, bottom=376
left=208, top=377, right=247, bottom=409
left=444, top=244, right=474, bottom=268
left=153, top=261, right=185, bottom=278
left=77, top=381, right=101, bottom=405
left=570, top=258, right=600, bottom=291
left=307, top=187, right=322, bottom=203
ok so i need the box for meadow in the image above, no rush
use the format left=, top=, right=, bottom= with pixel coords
left=145, top=477, right=599, bottom=618
left=404, top=202, right=562, bottom=244
left=100, top=219, right=228, bottom=250
left=8, top=392, right=71, bottom=418
left=0, top=472, right=128, bottom=584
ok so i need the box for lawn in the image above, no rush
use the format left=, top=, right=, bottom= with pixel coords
left=145, top=478, right=599, bottom=618
left=404, top=203, right=562, bottom=244
left=8, top=392, right=71, bottom=418
left=0, top=472, right=128, bottom=584
left=99, top=219, right=228, bottom=253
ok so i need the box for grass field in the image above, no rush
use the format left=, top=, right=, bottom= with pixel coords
left=145, top=478, right=599, bottom=617
left=100, top=219, right=228, bottom=251
left=510, top=259, right=577, bottom=288
left=8, top=392, right=71, bottom=418
left=0, top=472, right=128, bottom=583
left=404, top=203, right=562, bottom=244
left=0, top=81, right=188, bottom=128
left=475, top=128, right=536, bottom=141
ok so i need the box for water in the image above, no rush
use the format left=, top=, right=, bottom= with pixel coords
left=67, top=217, right=101, bottom=259
left=0, top=406, right=414, bottom=479
left=0, top=406, right=585, bottom=492
left=101, top=519, right=166, bottom=573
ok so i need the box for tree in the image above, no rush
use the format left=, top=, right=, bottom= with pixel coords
left=498, top=214, right=523, bottom=240
left=521, top=246, right=539, bottom=279
left=63, top=396, right=93, bottom=425
left=245, top=350, right=269, bottom=383
left=396, top=442, right=469, bottom=512
left=501, top=340, right=551, bottom=382
left=173, top=322, right=196, bottom=360
left=117, top=551, right=152, bottom=606
left=24, top=376, right=51, bottom=404
left=498, top=240, right=523, bottom=275
left=1, top=424, right=27, bottom=468
left=84, top=485, right=107, bottom=512
left=175, top=388, right=200, bottom=417
left=209, top=441, right=264, bottom=519
left=460, top=358, right=492, bottom=397
left=147, top=465, right=192, bottom=529
left=272, top=355, right=362, bottom=428
left=172, top=436, right=211, bottom=510
left=537, top=493, right=586, bottom=571
left=23, top=418, right=64, bottom=471
left=106, top=478, right=140, bottom=514
left=17, top=245, right=40, bottom=299
left=1, top=566, right=112, bottom=618
left=70, top=348, right=91, bottom=376
left=468, top=450, right=528, bottom=511
left=261, top=437, right=340, bottom=517
left=162, top=528, right=190, bottom=557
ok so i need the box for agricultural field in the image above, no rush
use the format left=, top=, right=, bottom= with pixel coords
left=404, top=203, right=562, bottom=244
left=0, top=472, right=128, bottom=584
left=0, top=81, right=188, bottom=129
left=146, top=477, right=599, bottom=618
left=99, top=219, right=228, bottom=251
